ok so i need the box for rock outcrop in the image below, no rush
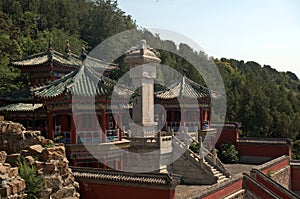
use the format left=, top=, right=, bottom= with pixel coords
left=0, top=151, right=26, bottom=198
left=0, top=120, right=80, bottom=199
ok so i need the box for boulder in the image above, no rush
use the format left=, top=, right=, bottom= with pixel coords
left=0, top=151, right=7, bottom=163
left=44, top=175, right=63, bottom=189
left=51, top=185, right=76, bottom=199
left=25, top=156, right=35, bottom=166
left=8, top=167, right=18, bottom=178
left=44, top=162, right=56, bottom=175
left=0, top=163, right=10, bottom=174
left=28, top=144, right=44, bottom=155
left=41, top=146, right=66, bottom=161
left=6, top=153, right=20, bottom=167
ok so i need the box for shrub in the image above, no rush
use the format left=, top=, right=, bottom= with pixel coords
left=217, top=143, right=239, bottom=163
left=189, top=141, right=200, bottom=154
left=18, top=157, right=43, bottom=199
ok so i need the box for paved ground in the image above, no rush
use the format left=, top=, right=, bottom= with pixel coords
left=224, top=163, right=257, bottom=176
left=175, top=163, right=256, bottom=198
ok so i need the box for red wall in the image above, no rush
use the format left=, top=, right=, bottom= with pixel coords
left=244, top=177, right=276, bottom=199
left=215, top=128, right=239, bottom=148
left=255, top=174, right=291, bottom=199
left=260, top=158, right=289, bottom=175
left=78, top=182, right=175, bottom=199
left=291, top=164, right=300, bottom=193
left=202, top=180, right=243, bottom=199
left=237, top=143, right=291, bottom=159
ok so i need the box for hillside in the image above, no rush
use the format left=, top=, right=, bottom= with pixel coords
left=0, top=0, right=299, bottom=157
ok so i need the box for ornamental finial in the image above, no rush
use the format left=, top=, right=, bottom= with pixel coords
left=48, top=39, right=53, bottom=51
left=65, top=40, right=71, bottom=54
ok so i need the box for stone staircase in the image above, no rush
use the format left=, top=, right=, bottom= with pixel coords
left=203, top=159, right=227, bottom=183
left=171, top=133, right=230, bottom=184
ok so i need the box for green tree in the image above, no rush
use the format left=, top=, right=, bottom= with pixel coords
left=217, top=143, right=239, bottom=163
left=18, top=157, right=43, bottom=199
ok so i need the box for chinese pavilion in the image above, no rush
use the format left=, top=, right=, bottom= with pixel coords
left=0, top=40, right=211, bottom=168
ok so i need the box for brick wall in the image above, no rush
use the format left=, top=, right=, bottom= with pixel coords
left=237, top=139, right=292, bottom=164
left=291, top=161, right=300, bottom=195
left=213, top=123, right=240, bottom=148
left=199, top=175, right=244, bottom=199
left=78, top=182, right=175, bottom=199
left=250, top=169, right=298, bottom=199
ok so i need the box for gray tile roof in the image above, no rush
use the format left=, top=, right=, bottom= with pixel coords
left=155, top=76, right=209, bottom=100
left=11, top=50, right=118, bottom=71
left=71, top=166, right=180, bottom=188
left=0, top=103, right=43, bottom=112
left=32, top=65, right=132, bottom=99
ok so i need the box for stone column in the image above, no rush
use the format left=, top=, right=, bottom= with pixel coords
left=125, top=40, right=161, bottom=138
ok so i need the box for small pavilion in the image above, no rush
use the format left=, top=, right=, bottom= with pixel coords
left=0, top=40, right=212, bottom=168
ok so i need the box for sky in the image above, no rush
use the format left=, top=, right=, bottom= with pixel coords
left=117, top=0, right=300, bottom=78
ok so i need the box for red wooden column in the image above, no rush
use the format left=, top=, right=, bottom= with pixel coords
left=72, top=159, right=77, bottom=167
left=208, top=107, right=212, bottom=127
left=171, top=109, right=175, bottom=128
left=200, top=107, right=203, bottom=130
left=118, top=109, right=122, bottom=141
left=47, top=110, right=54, bottom=140
left=71, top=113, right=77, bottom=144
left=101, top=109, right=106, bottom=143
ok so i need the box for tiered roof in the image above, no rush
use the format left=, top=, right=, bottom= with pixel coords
left=0, top=103, right=43, bottom=112
left=32, top=65, right=115, bottom=99
left=32, top=64, right=130, bottom=99
left=32, top=65, right=209, bottom=102
left=155, top=76, right=209, bottom=100
left=11, top=50, right=80, bottom=68
left=11, top=49, right=118, bottom=71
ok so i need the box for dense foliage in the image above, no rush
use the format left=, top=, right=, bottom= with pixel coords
left=217, top=143, right=239, bottom=164
left=217, top=58, right=300, bottom=140
left=0, top=0, right=136, bottom=93
left=0, top=0, right=300, bottom=157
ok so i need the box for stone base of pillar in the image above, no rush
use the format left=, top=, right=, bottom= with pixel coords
left=129, top=122, right=158, bottom=138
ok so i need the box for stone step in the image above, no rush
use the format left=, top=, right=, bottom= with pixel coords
left=217, top=177, right=228, bottom=184
left=214, top=172, right=223, bottom=177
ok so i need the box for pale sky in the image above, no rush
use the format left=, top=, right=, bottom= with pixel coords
left=117, top=0, right=300, bottom=78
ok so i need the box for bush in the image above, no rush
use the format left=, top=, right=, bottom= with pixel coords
left=217, top=143, right=239, bottom=163
left=189, top=141, right=200, bottom=154
left=18, top=157, right=43, bottom=199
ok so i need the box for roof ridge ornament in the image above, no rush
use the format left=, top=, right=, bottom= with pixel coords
left=47, top=39, right=53, bottom=51
left=65, top=40, right=71, bottom=57
left=182, top=68, right=187, bottom=76
left=81, top=47, right=87, bottom=61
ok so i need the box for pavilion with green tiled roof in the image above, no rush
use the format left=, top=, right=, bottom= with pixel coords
left=0, top=40, right=212, bottom=168
left=32, top=64, right=122, bottom=99
left=10, top=40, right=118, bottom=86
left=155, top=75, right=209, bottom=100
left=154, top=74, right=211, bottom=132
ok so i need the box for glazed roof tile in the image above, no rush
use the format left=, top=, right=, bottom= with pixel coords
left=11, top=50, right=118, bottom=71
left=32, top=64, right=131, bottom=99
left=71, top=166, right=180, bottom=187
left=0, top=103, right=43, bottom=112
left=11, top=50, right=79, bottom=67
left=155, top=76, right=209, bottom=99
